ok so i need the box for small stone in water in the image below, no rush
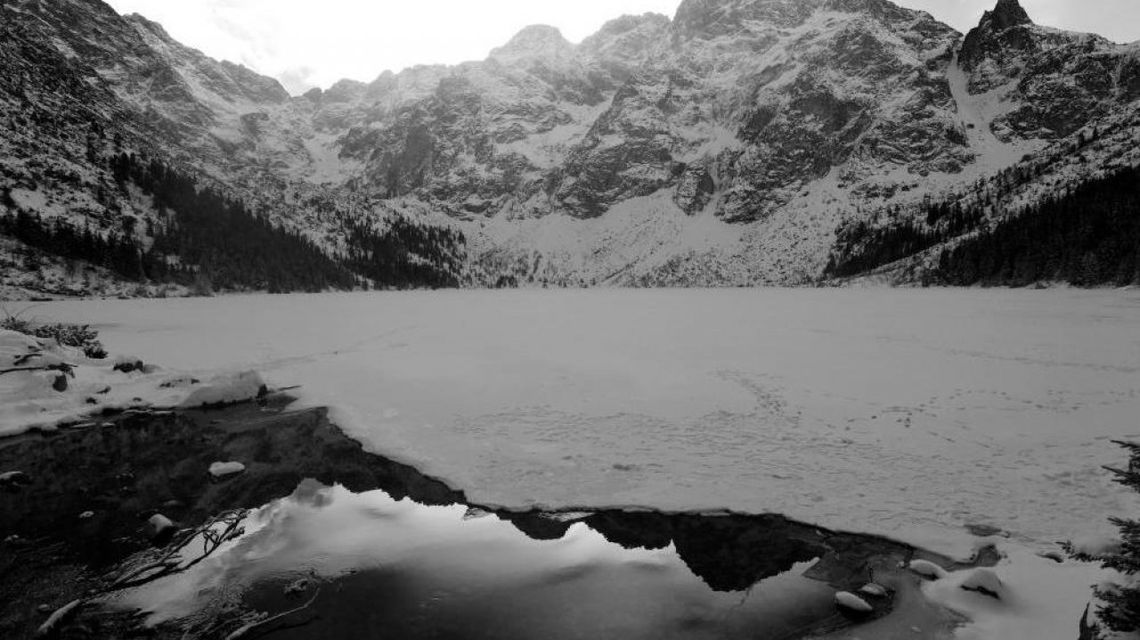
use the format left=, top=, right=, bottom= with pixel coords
left=860, top=583, right=889, bottom=598
left=909, top=559, right=947, bottom=580
left=835, top=591, right=874, bottom=613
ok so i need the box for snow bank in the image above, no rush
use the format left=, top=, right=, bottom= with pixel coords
left=1070, top=533, right=1123, bottom=558
left=0, top=330, right=267, bottom=436
left=922, top=547, right=1110, bottom=640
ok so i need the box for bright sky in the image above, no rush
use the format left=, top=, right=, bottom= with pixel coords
left=103, top=0, right=1140, bottom=95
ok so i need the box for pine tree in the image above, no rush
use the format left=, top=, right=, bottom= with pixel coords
left=1067, top=441, right=1140, bottom=634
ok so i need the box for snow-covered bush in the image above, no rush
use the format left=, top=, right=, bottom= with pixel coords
left=28, top=323, right=106, bottom=359
left=1, top=306, right=106, bottom=358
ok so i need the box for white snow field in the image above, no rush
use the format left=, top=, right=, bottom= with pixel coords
left=23, top=288, right=1140, bottom=552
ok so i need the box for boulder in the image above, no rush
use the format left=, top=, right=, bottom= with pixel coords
left=209, top=461, right=247, bottom=480
left=145, top=514, right=177, bottom=543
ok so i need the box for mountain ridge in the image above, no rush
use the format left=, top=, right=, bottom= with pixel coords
left=1, top=0, right=1138, bottom=295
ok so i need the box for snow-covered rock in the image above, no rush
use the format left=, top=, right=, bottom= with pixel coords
left=909, top=559, right=948, bottom=580
left=859, top=583, right=889, bottom=598
left=835, top=591, right=874, bottom=613
left=179, top=371, right=266, bottom=409
left=960, top=567, right=1004, bottom=599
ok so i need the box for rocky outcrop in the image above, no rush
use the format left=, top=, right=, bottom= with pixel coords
left=959, top=0, right=1136, bottom=140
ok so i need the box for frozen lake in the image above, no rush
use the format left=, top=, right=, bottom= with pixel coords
left=31, top=288, right=1140, bottom=551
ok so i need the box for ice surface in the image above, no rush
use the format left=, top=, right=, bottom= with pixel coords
left=27, top=289, right=1140, bottom=556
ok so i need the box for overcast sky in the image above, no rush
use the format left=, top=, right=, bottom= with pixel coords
left=103, top=0, right=1140, bottom=95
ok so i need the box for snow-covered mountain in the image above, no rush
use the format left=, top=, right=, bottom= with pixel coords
left=1, top=0, right=1138, bottom=293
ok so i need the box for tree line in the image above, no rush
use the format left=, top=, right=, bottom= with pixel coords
left=2, top=153, right=469, bottom=293
left=824, top=165, right=1140, bottom=287
left=932, top=166, right=1140, bottom=286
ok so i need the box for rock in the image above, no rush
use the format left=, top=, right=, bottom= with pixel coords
left=52, top=374, right=68, bottom=392
left=284, top=577, right=312, bottom=597
left=1037, top=550, right=1064, bottom=563
left=209, top=461, right=247, bottom=479
left=145, top=514, right=177, bottom=542
left=113, top=358, right=145, bottom=373
left=909, top=559, right=948, bottom=580
left=0, top=470, right=31, bottom=487
left=4, top=534, right=29, bottom=546
left=835, top=591, right=874, bottom=613
left=965, top=523, right=1004, bottom=537
left=960, top=567, right=1003, bottom=599
left=859, top=582, right=889, bottom=598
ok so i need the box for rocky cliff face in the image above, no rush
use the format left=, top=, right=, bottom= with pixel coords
left=1, top=0, right=1139, bottom=290
left=960, top=0, right=1138, bottom=141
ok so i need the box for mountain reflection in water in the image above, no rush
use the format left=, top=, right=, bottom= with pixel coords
left=124, top=480, right=869, bottom=640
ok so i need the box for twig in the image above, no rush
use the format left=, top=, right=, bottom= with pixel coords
left=1, top=362, right=74, bottom=376
left=224, top=588, right=322, bottom=640
left=0, top=366, right=48, bottom=376
left=35, top=599, right=82, bottom=638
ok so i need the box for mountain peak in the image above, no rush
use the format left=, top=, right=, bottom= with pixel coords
left=489, top=25, right=574, bottom=63
left=673, top=0, right=821, bottom=38
left=982, top=0, right=1033, bottom=31
left=959, top=0, right=1035, bottom=71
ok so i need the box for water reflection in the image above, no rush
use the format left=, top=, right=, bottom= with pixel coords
left=123, top=480, right=867, bottom=640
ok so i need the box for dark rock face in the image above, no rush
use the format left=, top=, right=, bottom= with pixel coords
left=960, top=0, right=1036, bottom=73
left=959, top=0, right=1135, bottom=141
left=673, top=165, right=716, bottom=213
left=988, top=0, right=1032, bottom=30
left=673, top=0, right=819, bottom=38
